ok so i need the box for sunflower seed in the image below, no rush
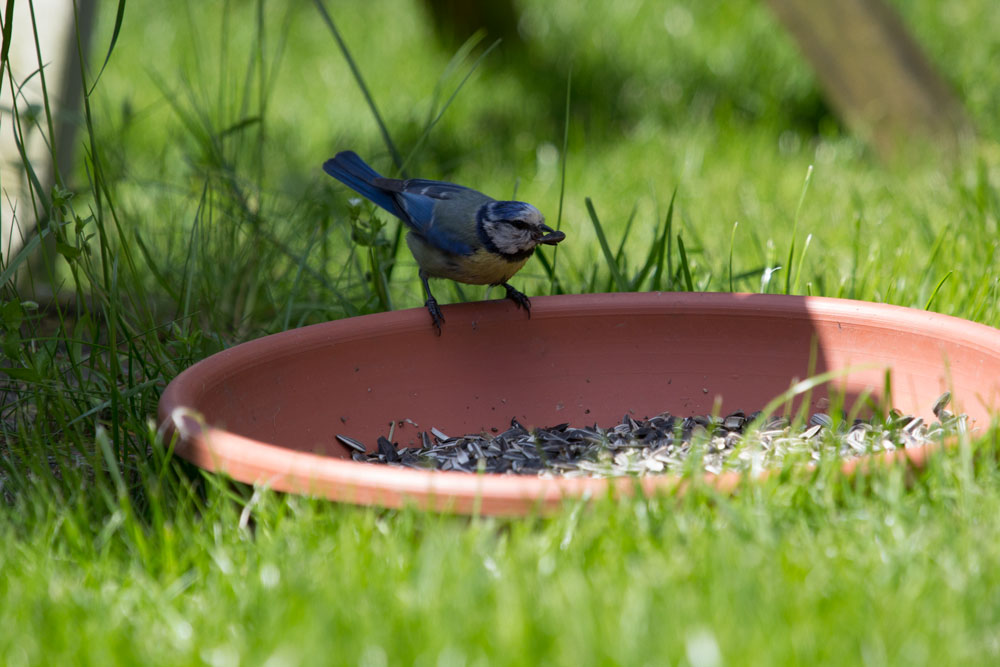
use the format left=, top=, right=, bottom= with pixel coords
left=723, top=413, right=746, bottom=431
left=336, top=434, right=367, bottom=453
left=933, top=391, right=952, bottom=418
left=377, top=436, right=399, bottom=462
left=810, top=413, right=833, bottom=428
left=801, top=424, right=823, bottom=439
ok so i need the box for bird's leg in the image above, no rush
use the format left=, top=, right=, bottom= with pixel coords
left=419, top=270, right=444, bottom=335
left=501, top=282, right=531, bottom=317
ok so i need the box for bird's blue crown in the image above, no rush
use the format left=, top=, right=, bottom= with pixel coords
left=481, top=200, right=541, bottom=222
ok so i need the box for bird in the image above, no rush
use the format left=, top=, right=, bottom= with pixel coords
left=323, top=150, right=566, bottom=333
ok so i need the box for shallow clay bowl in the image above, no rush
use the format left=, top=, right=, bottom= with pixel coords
left=158, top=293, right=1000, bottom=515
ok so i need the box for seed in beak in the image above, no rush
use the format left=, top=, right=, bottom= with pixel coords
left=537, top=225, right=566, bottom=245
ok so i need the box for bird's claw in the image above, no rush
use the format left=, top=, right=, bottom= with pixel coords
left=425, top=297, right=445, bottom=335
left=502, top=284, right=532, bottom=318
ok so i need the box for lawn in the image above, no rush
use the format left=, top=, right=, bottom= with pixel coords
left=3, top=0, right=1000, bottom=664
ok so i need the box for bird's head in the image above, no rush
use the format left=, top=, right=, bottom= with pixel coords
left=477, top=201, right=566, bottom=257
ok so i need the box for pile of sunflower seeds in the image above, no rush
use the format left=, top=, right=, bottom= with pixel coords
left=337, top=392, right=967, bottom=478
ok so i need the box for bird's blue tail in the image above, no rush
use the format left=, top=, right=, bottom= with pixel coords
left=323, top=151, right=398, bottom=215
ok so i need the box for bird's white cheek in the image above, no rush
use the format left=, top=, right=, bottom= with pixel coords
left=496, top=230, right=535, bottom=254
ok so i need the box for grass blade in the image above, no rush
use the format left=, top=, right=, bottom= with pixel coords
left=849, top=208, right=863, bottom=299
left=313, top=0, right=403, bottom=175
left=282, top=225, right=323, bottom=330
left=0, top=222, right=56, bottom=286
left=401, top=35, right=500, bottom=174
left=0, top=0, right=14, bottom=91
left=632, top=189, right=675, bottom=291
left=585, top=197, right=628, bottom=292
left=650, top=189, right=676, bottom=291
left=655, top=195, right=673, bottom=290
left=677, top=234, right=694, bottom=292
left=728, top=220, right=739, bottom=292
left=549, top=63, right=572, bottom=294
left=87, top=0, right=127, bottom=95
left=924, top=270, right=953, bottom=311
left=792, top=233, right=813, bottom=294
left=632, top=226, right=662, bottom=290
left=784, top=164, right=813, bottom=294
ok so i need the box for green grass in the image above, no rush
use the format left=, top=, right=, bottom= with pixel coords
left=3, top=0, right=1000, bottom=663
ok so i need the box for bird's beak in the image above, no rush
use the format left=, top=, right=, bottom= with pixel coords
left=537, top=224, right=566, bottom=245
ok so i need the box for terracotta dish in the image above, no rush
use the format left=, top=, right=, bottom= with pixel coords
left=158, top=293, right=1000, bottom=515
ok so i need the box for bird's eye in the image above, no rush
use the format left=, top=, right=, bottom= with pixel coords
left=509, top=220, right=530, bottom=230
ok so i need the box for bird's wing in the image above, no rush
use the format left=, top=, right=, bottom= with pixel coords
left=373, top=177, right=487, bottom=256
left=324, top=153, right=477, bottom=254
left=399, top=179, right=476, bottom=198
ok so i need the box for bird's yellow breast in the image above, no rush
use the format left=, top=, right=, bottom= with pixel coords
left=453, top=248, right=531, bottom=285
left=407, top=234, right=531, bottom=286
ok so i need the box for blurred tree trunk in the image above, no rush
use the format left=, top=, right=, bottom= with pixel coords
left=764, top=0, right=971, bottom=160
left=421, top=0, right=520, bottom=48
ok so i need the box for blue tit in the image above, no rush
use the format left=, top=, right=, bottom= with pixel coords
left=323, top=151, right=566, bottom=333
